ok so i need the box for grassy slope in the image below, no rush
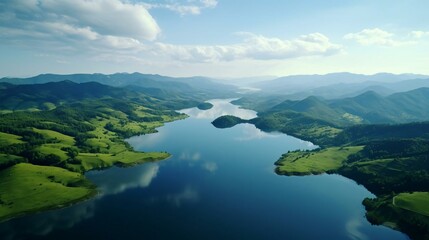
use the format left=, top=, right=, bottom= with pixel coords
left=32, top=128, right=76, bottom=161
left=275, top=146, right=364, bottom=175
left=0, top=133, right=26, bottom=168
left=69, top=108, right=184, bottom=172
left=0, top=132, right=23, bottom=146
left=394, top=192, right=429, bottom=217
left=0, top=100, right=187, bottom=221
left=0, top=116, right=174, bottom=220
left=0, top=154, right=25, bottom=169
left=0, top=163, right=96, bottom=221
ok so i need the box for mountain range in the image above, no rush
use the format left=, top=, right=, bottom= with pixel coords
left=244, top=72, right=429, bottom=99
left=0, top=72, right=237, bottom=98
left=235, top=87, right=429, bottom=131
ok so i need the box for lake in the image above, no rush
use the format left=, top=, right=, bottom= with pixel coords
left=0, top=99, right=408, bottom=240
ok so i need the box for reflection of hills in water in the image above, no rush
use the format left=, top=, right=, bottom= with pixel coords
left=87, top=163, right=160, bottom=196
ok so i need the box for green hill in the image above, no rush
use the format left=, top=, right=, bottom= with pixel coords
left=239, top=88, right=429, bottom=144
left=0, top=81, right=196, bottom=221
left=0, top=81, right=136, bottom=110
left=0, top=80, right=225, bottom=112
left=332, top=88, right=429, bottom=123
left=211, top=115, right=247, bottom=128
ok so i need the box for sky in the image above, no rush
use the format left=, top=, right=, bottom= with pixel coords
left=1, top=0, right=429, bottom=78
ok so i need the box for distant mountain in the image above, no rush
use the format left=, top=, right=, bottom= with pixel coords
left=0, top=72, right=237, bottom=97
left=249, top=87, right=429, bottom=127
left=331, top=88, right=429, bottom=123
left=293, top=78, right=429, bottom=100
left=229, top=87, right=429, bottom=148
left=253, top=72, right=429, bottom=95
left=268, top=96, right=346, bottom=125
left=217, top=76, right=277, bottom=86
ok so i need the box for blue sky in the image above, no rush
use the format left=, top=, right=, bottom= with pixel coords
left=1, top=0, right=429, bottom=78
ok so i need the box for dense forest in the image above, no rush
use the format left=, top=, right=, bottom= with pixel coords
left=214, top=89, right=429, bottom=240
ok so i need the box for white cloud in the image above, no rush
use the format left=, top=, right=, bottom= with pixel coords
left=0, top=0, right=341, bottom=64
left=154, top=32, right=342, bottom=62
left=44, top=0, right=160, bottom=40
left=0, top=0, right=161, bottom=45
left=411, top=31, right=429, bottom=39
left=143, top=0, right=218, bottom=16
left=344, top=28, right=408, bottom=47
left=43, top=22, right=99, bottom=41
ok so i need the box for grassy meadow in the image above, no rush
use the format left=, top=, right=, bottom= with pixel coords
left=0, top=163, right=96, bottom=221
left=275, top=146, right=364, bottom=175
left=394, top=192, right=429, bottom=217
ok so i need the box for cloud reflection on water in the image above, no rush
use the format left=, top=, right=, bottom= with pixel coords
left=346, top=217, right=368, bottom=240
left=180, top=99, right=257, bottom=120
left=178, top=151, right=218, bottom=173
left=166, top=186, right=200, bottom=207
left=299, top=139, right=316, bottom=148
left=235, top=124, right=281, bottom=141
left=88, top=163, right=159, bottom=196
left=126, top=129, right=166, bottom=149
left=202, top=161, right=218, bottom=173
left=179, top=152, right=201, bottom=162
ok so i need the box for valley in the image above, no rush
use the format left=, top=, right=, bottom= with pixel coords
left=0, top=72, right=428, bottom=240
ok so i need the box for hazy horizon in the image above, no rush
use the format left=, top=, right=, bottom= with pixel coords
left=2, top=71, right=429, bottom=81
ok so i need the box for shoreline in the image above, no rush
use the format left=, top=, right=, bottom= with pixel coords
left=0, top=112, right=187, bottom=223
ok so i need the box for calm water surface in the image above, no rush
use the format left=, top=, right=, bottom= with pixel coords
left=0, top=99, right=408, bottom=240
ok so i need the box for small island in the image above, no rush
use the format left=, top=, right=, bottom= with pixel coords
left=211, top=115, right=248, bottom=128
left=197, top=102, right=214, bottom=110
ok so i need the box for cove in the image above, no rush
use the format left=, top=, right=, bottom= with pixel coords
left=0, top=99, right=408, bottom=240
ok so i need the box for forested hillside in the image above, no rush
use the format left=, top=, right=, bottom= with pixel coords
left=215, top=89, right=429, bottom=240
left=0, top=80, right=206, bottom=221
